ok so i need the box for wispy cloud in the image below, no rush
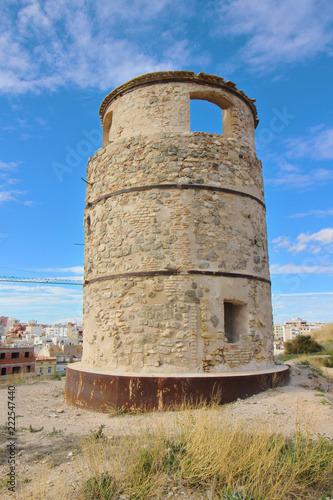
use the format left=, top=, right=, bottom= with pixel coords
left=266, top=163, right=333, bottom=190
left=270, top=262, right=333, bottom=275
left=289, top=228, right=333, bottom=254
left=272, top=228, right=333, bottom=254
left=217, top=0, right=333, bottom=73
left=271, top=236, right=291, bottom=249
left=0, top=282, right=82, bottom=324
left=0, top=0, right=193, bottom=95
left=32, top=266, right=84, bottom=275
left=0, top=159, right=28, bottom=204
left=265, top=125, right=333, bottom=190
left=288, top=208, right=333, bottom=219
left=0, top=189, right=27, bottom=203
left=0, top=160, right=17, bottom=172
left=286, top=126, right=333, bottom=160
left=272, top=291, right=333, bottom=323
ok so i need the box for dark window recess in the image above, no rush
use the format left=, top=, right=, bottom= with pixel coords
left=1, top=367, right=6, bottom=376
left=11, top=352, right=19, bottom=359
left=26, top=365, right=31, bottom=373
left=0, top=353, right=5, bottom=359
left=224, top=301, right=247, bottom=343
left=12, top=366, right=20, bottom=374
left=25, top=352, right=30, bottom=358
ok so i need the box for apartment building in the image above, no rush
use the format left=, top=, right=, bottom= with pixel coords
left=0, top=345, right=35, bottom=376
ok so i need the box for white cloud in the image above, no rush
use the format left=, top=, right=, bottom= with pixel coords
left=272, top=228, right=333, bottom=255
left=289, top=208, right=333, bottom=218
left=0, top=160, right=17, bottom=172
left=0, top=282, right=82, bottom=324
left=23, top=200, right=37, bottom=207
left=265, top=137, right=333, bottom=190
left=265, top=126, right=333, bottom=190
left=270, top=262, right=333, bottom=275
left=286, top=127, right=333, bottom=160
left=266, top=165, right=333, bottom=189
left=0, top=189, right=27, bottom=203
left=288, top=228, right=333, bottom=254
left=217, top=0, right=333, bottom=72
left=0, top=0, right=193, bottom=95
left=272, top=292, right=333, bottom=323
left=33, top=266, right=84, bottom=275
left=271, top=236, right=291, bottom=249
left=0, top=159, right=38, bottom=205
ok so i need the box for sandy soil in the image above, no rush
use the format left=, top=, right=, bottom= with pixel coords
left=0, top=361, right=332, bottom=499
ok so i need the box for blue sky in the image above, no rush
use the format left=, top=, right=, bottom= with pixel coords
left=0, top=0, right=332, bottom=325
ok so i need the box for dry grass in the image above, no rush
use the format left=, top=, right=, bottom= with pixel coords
left=310, top=323, right=333, bottom=344
left=297, top=355, right=333, bottom=375
left=0, top=371, right=64, bottom=387
left=75, top=403, right=333, bottom=500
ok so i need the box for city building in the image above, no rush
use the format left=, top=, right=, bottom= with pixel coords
left=0, top=346, right=35, bottom=377
left=273, top=318, right=326, bottom=342
left=35, top=357, right=57, bottom=376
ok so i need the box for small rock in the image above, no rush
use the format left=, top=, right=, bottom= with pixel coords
left=57, top=409, right=64, bottom=413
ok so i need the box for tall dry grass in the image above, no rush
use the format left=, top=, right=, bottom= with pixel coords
left=310, top=323, right=333, bottom=344
left=77, top=404, right=333, bottom=500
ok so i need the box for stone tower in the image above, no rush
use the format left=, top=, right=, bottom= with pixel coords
left=65, top=71, right=289, bottom=411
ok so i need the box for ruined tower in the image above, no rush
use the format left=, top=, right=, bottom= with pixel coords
left=65, top=71, right=289, bottom=410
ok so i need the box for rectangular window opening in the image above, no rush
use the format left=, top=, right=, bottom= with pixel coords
left=224, top=301, right=247, bottom=343
left=1, top=367, right=6, bottom=376
left=190, top=99, right=223, bottom=134
left=12, top=366, right=20, bottom=374
left=25, top=351, right=30, bottom=358
left=11, top=352, right=19, bottom=359
left=0, top=353, right=5, bottom=359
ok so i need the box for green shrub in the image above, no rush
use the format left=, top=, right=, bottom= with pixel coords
left=90, top=424, right=105, bottom=440
left=285, top=335, right=323, bottom=355
left=84, top=472, right=115, bottom=500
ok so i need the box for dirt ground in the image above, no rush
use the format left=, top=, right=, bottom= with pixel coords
left=0, top=360, right=332, bottom=499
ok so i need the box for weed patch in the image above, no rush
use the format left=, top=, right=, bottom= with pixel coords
left=90, top=424, right=105, bottom=440
left=78, top=406, right=333, bottom=500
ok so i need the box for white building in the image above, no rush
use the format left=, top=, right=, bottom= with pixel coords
left=25, top=325, right=44, bottom=337
left=274, top=318, right=326, bottom=342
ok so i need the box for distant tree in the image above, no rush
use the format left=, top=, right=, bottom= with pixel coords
left=284, top=335, right=323, bottom=355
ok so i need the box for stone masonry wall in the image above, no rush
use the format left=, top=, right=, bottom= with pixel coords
left=83, top=275, right=273, bottom=374
left=103, top=82, right=256, bottom=151
left=82, top=75, right=274, bottom=374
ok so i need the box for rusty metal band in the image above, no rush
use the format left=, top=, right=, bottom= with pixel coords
left=84, top=269, right=271, bottom=285
left=86, top=183, right=265, bottom=209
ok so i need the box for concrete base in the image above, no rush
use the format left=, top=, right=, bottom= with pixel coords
left=65, top=363, right=290, bottom=412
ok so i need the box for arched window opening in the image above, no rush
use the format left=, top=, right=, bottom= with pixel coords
left=190, top=99, right=222, bottom=134
left=190, top=91, right=232, bottom=137
left=102, top=111, right=113, bottom=147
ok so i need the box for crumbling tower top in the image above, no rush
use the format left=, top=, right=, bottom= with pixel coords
left=99, top=71, right=258, bottom=150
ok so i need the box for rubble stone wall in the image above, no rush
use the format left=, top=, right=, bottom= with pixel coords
left=82, top=73, right=274, bottom=374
